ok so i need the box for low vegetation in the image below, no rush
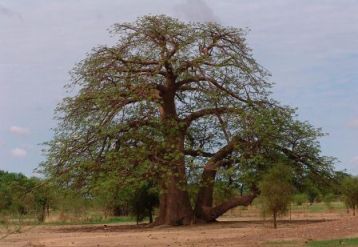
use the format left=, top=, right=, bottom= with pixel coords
left=307, top=238, right=358, bottom=247
left=341, top=176, right=358, bottom=216
left=266, top=238, right=358, bottom=247
left=0, top=170, right=157, bottom=228
left=257, top=164, right=294, bottom=228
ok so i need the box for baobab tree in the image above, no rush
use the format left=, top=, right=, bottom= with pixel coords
left=42, top=15, right=334, bottom=225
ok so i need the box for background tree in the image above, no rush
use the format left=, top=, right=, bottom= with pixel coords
left=341, top=176, right=358, bottom=216
left=258, top=164, right=294, bottom=228
left=42, top=15, right=334, bottom=225
left=30, top=179, right=56, bottom=223
left=302, top=179, right=320, bottom=205
left=0, top=171, right=56, bottom=223
left=0, top=171, right=39, bottom=217
left=292, top=193, right=307, bottom=206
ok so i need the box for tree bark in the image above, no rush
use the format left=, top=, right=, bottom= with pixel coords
left=197, top=194, right=257, bottom=223
left=155, top=89, right=194, bottom=225
left=194, top=169, right=216, bottom=222
left=156, top=175, right=193, bottom=225
left=273, top=211, right=277, bottom=229
left=194, top=138, right=243, bottom=222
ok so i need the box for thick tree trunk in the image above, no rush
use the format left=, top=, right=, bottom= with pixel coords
left=156, top=145, right=194, bottom=225
left=156, top=85, right=254, bottom=225
left=194, top=166, right=257, bottom=223
left=155, top=134, right=194, bottom=226
left=194, top=169, right=216, bottom=222
left=194, top=139, right=239, bottom=222
left=156, top=176, right=193, bottom=225
left=155, top=90, right=194, bottom=225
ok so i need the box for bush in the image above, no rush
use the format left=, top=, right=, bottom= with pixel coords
left=258, top=164, right=294, bottom=228
left=129, top=182, right=159, bottom=224
left=293, top=193, right=307, bottom=206
left=322, top=193, right=336, bottom=210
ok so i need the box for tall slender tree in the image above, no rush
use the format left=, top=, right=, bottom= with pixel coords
left=42, top=15, right=334, bottom=225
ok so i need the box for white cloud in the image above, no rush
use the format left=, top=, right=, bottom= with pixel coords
left=9, top=126, right=30, bottom=135
left=351, top=156, right=358, bottom=165
left=347, top=119, right=358, bottom=129
left=174, top=0, right=219, bottom=23
left=11, top=148, right=27, bottom=158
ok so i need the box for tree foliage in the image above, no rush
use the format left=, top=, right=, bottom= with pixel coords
left=41, top=15, right=334, bottom=225
left=257, top=164, right=294, bottom=228
left=341, top=176, right=358, bottom=216
left=0, top=170, right=55, bottom=222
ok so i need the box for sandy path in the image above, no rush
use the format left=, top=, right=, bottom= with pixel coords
left=1, top=216, right=357, bottom=247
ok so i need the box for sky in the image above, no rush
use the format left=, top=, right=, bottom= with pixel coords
left=0, top=0, right=358, bottom=176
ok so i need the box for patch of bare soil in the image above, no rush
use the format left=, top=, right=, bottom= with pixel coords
left=1, top=215, right=357, bottom=247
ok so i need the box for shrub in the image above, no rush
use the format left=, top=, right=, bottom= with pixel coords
left=258, top=164, right=294, bottom=228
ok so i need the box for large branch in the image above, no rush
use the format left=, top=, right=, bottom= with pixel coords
left=176, top=75, right=207, bottom=88
left=194, top=136, right=249, bottom=214
left=110, top=67, right=167, bottom=76
left=176, top=73, right=251, bottom=104
left=184, top=149, right=214, bottom=158
left=182, top=107, right=243, bottom=128
left=205, top=77, right=250, bottom=104
left=203, top=194, right=257, bottom=222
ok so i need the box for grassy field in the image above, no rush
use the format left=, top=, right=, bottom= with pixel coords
left=1, top=215, right=357, bottom=247
left=1, top=201, right=356, bottom=247
left=308, top=238, right=358, bottom=247
left=223, top=201, right=347, bottom=219
left=42, top=215, right=136, bottom=225
left=293, top=201, right=346, bottom=213
left=266, top=238, right=358, bottom=247
left=0, top=201, right=348, bottom=227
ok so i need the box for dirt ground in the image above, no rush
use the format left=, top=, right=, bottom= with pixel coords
left=1, top=214, right=357, bottom=247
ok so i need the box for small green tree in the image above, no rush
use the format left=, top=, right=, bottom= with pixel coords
left=258, top=164, right=294, bottom=228
left=341, top=176, right=358, bottom=216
